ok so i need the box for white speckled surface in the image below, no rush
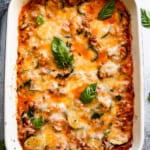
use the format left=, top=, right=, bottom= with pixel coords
left=0, top=0, right=150, bottom=149
left=138, top=0, right=150, bottom=149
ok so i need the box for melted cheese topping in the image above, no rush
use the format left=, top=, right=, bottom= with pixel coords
left=17, top=0, right=133, bottom=149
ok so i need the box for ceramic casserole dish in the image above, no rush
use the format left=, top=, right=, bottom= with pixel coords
left=5, top=0, right=144, bottom=149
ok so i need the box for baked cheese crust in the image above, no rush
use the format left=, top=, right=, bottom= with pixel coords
left=17, top=0, right=134, bottom=149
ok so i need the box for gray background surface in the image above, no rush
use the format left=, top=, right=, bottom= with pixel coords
left=0, top=0, right=150, bottom=149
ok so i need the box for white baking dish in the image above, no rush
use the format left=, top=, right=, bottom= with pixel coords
left=5, top=0, right=144, bottom=149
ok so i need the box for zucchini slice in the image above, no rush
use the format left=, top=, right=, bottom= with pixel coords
left=56, top=67, right=74, bottom=79
left=77, top=3, right=86, bottom=16
left=107, top=129, right=129, bottom=146
left=24, top=136, right=44, bottom=150
left=87, top=137, right=101, bottom=148
left=89, top=45, right=99, bottom=62
left=67, top=109, right=88, bottom=129
left=108, top=136, right=129, bottom=146
left=97, top=61, right=119, bottom=79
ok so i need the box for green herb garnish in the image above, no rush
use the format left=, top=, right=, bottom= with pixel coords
left=84, top=31, right=91, bottom=37
left=103, top=129, right=110, bottom=137
left=141, top=8, right=150, bottom=28
left=80, top=83, right=97, bottom=104
left=110, top=89, right=114, bottom=92
left=109, top=122, right=112, bottom=127
left=101, top=31, right=110, bottom=39
left=21, top=105, right=35, bottom=122
left=91, top=112, right=104, bottom=119
left=141, top=9, right=150, bottom=28
left=64, top=35, right=72, bottom=38
left=51, top=37, right=74, bottom=69
left=98, top=0, right=116, bottom=20
left=101, top=25, right=111, bottom=39
left=0, top=140, right=5, bottom=150
left=33, top=117, right=45, bottom=129
left=36, top=14, right=44, bottom=25
left=17, top=80, right=31, bottom=91
left=115, top=95, right=122, bottom=101
left=76, top=29, right=83, bottom=35
left=66, top=41, right=72, bottom=48
left=148, top=92, right=150, bottom=102
left=27, top=106, right=35, bottom=120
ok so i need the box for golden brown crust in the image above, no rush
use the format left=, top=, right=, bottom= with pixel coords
left=17, top=0, right=134, bottom=149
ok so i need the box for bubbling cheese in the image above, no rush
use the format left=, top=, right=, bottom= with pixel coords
left=17, top=0, right=133, bottom=149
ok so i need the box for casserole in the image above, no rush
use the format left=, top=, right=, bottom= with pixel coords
left=5, top=0, right=144, bottom=149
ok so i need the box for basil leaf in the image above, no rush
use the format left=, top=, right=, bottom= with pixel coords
left=33, top=117, right=45, bottom=129
left=91, top=112, right=104, bottom=119
left=141, top=8, right=150, bottom=28
left=103, top=129, right=110, bottom=137
left=98, top=0, right=116, bottom=20
left=36, top=14, right=44, bottom=25
left=148, top=92, right=150, bottom=102
left=0, top=140, right=5, bottom=150
left=80, top=83, right=97, bottom=104
left=66, top=41, right=72, bottom=48
left=21, top=106, right=35, bottom=123
left=27, top=107, right=35, bottom=121
left=115, top=95, right=122, bottom=101
left=52, top=37, right=74, bottom=69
